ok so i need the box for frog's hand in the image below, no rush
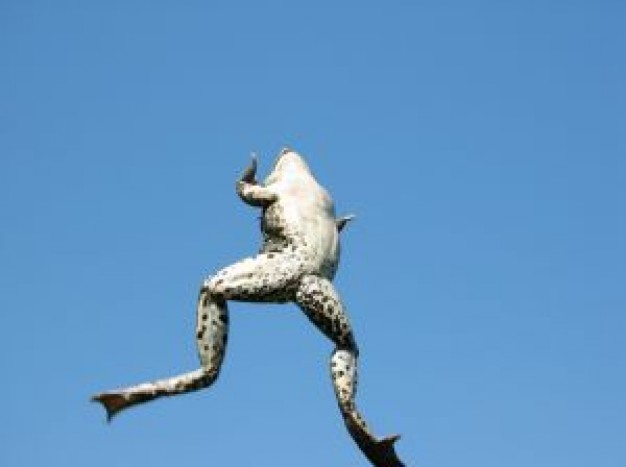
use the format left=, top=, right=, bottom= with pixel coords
left=236, top=154, right=278, bottom=207
left=240, top=153, right=258, bottom=184
left=336, top=214, right=356, bottom=232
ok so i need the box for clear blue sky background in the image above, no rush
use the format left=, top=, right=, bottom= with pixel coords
left=1, top=2, right=624, bottom=466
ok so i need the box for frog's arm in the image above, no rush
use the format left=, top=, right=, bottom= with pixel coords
left=336, top=214, right=356, bottom=232
left=236, top=154, right=278, bottom=207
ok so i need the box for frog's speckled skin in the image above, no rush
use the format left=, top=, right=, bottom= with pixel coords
left=92, top=149, right=403, bottom=466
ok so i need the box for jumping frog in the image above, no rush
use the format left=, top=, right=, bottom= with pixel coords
left=92, top=148, right=404, bottom=467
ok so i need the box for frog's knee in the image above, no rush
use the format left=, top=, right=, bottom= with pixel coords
left=297, top=274, right=316, bottom=293
left=338, top=336, right=359, bottom=356
left=201, top=275, right=227, bottom=298
left=201, top=277, right=213, bottom=290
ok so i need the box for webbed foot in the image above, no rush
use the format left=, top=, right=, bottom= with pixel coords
left=91, top=390, right=151, bottom=421
left=362, top=434, right=404, bottom=467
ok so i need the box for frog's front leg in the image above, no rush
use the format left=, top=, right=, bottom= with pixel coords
left=92, top=252, right=303, bottom=420
left=295, top=275, right=404, bottom=467
left=236, top=155, right=278, bottom=207
left=336, top=214, right=356, bottom=233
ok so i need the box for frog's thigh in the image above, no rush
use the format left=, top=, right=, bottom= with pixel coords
left=204, top=252, right=302, bottom=302
left=295, top=274, right=357, bottom=351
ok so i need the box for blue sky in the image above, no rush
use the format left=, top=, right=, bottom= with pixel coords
left=1, top=1, right=624, bottom=466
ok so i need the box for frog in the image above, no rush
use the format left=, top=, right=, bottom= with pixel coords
left=92, top=148, right=404, bottom=467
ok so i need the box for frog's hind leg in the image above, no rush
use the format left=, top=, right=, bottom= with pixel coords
left=92, top=252, right=300, bottom=420
left=295, top=275, right=404, bottom=467
left=91, top=286, right=229, bottom=420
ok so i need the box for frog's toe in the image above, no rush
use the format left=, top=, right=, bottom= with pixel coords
left=380, top=433, right=401, bottom=446
left=367, top=434, right=404, bottom=467
left=91, top=391, right=134, bottom=421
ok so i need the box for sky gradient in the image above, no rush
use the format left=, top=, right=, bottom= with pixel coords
left=1, top=2, right=625, bottom=466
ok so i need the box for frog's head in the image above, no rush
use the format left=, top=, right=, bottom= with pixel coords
left=265, top=148, right=311, bottom=183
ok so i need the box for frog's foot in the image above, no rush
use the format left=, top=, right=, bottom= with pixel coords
left=346, top=422, right=404, bottom=467
left=91, top=391, right=130, bottom=421
left=92, top=367, right=217, bottom=421
left=374, top=434, right=403, bottom=461
left=92, top=385, right=170, bottom=421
